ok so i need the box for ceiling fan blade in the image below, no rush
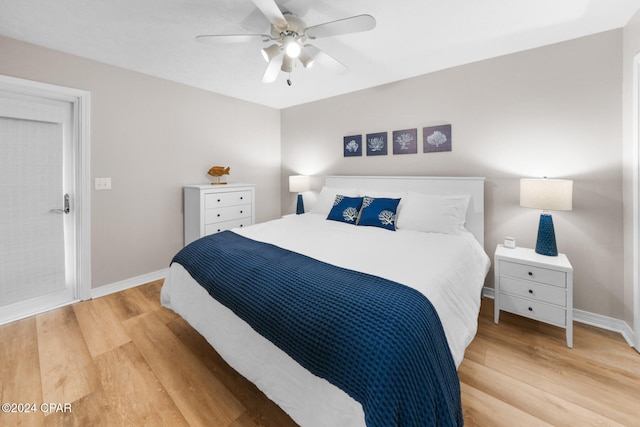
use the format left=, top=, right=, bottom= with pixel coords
left=304, top=45, right=347, bottom=73
left=196, top=34, right=271, bottom=44
left=304, top=44, right=349, bottom=73
left=262, top=54, right=283, bottom=83
left=305, top=14, right=376, bottom=39
left=252, top=0, right=288, bottom=30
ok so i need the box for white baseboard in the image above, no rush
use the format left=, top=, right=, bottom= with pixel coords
left=90, top=268, right=169, bottom=299
left=573, top=309, right=636, bottom=347
left=482, top=286, right=636, bottom=348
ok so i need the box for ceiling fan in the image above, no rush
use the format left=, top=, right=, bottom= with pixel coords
left=196, top=0, right=376, bottom=84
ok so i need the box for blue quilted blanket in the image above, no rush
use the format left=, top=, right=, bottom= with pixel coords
left=172, top=231, right=463, bottom=427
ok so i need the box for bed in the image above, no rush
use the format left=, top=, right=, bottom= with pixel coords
left=161, top=175, right=491, bottom=427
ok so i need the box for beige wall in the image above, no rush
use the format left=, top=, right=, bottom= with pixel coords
left=623, top=11, right=640, bottom=334
left=281, top=30, right=624, bottom=319
left=0, top=36, right=282, bottom=288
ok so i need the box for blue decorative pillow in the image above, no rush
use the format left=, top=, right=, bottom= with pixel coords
left=326, top=195, right=364, bottom=224
left=357, top=197, right=401, bottom=231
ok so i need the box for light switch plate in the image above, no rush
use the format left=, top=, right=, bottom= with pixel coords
left=95, top=177, right=111, bottom=190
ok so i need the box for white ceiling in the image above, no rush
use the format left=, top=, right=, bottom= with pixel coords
left=1, top=0, right=639, bottom=109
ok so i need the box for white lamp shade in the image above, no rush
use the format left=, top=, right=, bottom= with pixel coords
left=261, top=44, right=281, bottom=63
left=289, top=175, right=310, bottom=193
left=520, top=178, right=573, bottom=211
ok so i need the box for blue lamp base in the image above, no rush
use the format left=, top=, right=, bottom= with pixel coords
left=535, top=213, right=558, bottom=256
left=296, top=193, right=304, bottom=215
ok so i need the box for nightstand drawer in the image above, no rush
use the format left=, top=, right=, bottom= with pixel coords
left=500, top=293, right=566, bottom=327
left=499, top=276, right=566, bottom=306
left=205, top=218, right=251, bottom=235
left=204, top=204, right=251, bottom=224
left=205, top=190, right=252, bottom=209
left=499, top=260, right=566, bottom=288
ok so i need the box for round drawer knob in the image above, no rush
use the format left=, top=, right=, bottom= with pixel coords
left=217, top=214, right=221, bottom=217
left=240, top=196, right=244, bottom=200
left=217, top=199, right=221, bottom=202
left=240, top=210, right=243, bottom=214
left=217, top=229, right=221, bottom=232
left=528, top=272, right=533, bottom=276
left=240, top=224, right=243, bottom=227
left=528, top=307, right=533, bottom=312
left=528, top=289, right=533, bottom=294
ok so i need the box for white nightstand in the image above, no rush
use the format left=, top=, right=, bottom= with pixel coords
left=494, top=244, right=574, bottom=348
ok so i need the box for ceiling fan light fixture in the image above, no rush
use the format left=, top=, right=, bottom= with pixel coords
left=261, top=43, right=281, bottom=62
left=283, top=35, right=302, bottom=58
left=281, top=55, right=295, bottom=73
left=298, top=50, right=314, bottom=68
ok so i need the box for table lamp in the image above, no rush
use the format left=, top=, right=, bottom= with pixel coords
left=520, top=178, right=573, bottom=256
left=289, top=175, right=310, bottom=215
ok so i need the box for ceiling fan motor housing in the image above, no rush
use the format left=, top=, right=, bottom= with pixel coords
left=271, top=13, right=306, bottom=40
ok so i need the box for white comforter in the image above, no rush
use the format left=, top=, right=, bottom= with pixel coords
left=161, top=213, right=490, bottom=427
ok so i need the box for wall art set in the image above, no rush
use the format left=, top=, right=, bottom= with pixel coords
left=344, top=124, right=452, bottom=157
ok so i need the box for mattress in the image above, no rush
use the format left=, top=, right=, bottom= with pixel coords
left=161, top=213, right=490, bottom=427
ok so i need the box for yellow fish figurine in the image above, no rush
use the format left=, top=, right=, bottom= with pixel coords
left=207, top=166, right=230, bottom=184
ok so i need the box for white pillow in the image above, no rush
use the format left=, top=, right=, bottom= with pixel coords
left=358, top=190, right=407, bottom=199
left=310, top=186, right=359, bottom=215
left=396, top=192, right=470, bottom=235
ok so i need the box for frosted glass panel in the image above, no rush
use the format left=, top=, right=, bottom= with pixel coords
left=0, top=117, right=66, bottom=305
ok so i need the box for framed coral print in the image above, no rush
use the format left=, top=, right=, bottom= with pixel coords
left=392, top=128, right=418, bottom=154
left=343, top=135, right=362, bottom=157
left=366, top=132, right=388, bottom=156
left=423, top=124, right=452, bottom=153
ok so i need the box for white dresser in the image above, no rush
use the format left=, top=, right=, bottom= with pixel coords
left=183, top=184, right=255, bottom=246
left=494, top=244, right=574, bottom=348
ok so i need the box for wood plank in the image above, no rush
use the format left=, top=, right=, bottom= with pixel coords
left=475, top=299, right=640, bottom=426
left=93, top=342, right=188, bottom=426
left=43, top=389, right=108, bottom=427
left=102, top=286, right=160, bottom=322
left=35, top=306, right=99, bottom=406
left=166, top=316, right=298, bottom=427
left=123, top=311, right=246, bottom=426
left=73, top=297, right=131, bottom=357
left=461, top=382, right=553, bottom=427
left=140, top=280, right=181, bottom=324
left=459, top=357, right=626, bottom=426
left=0, top=316, right=44, bottom=427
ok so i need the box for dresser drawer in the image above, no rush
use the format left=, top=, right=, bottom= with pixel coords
left=499, top=260, right=566, bottom=288
left=204, top=218, right=251, bottom=235
left=499, top=276, right=566, bottom=306
left=205, top=190, right=252, bottom=209
left=499, top=293, right=566, bottom=327
left=204, top=204, right=251, bottom=224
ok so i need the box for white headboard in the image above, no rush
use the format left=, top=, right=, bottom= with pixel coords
left=324, top=176, right=485, bottom=246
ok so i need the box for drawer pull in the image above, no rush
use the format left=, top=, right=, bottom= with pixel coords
left=217, top=214, right=221, bottom=217
left=240, top=210, right=243, bottom=214
left=528, top=307, right=533, bottom=312
left=217, top=199, right=221, bottom=202
left=240, top=196, right=244, bottom=200
left=528, top=289, right=534, bottom=294
left=217, top=229, right=221, bottom=232
left=528, top=272, right=533, bottom=276
left=240, top=224, right=243, bottom=227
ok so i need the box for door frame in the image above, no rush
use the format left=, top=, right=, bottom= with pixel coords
left=633, top=55, right=640, bottom=350
left=0, top=74, right=91, bottom=303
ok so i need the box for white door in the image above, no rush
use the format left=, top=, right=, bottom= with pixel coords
left=0, top=80, right=89, bottom=324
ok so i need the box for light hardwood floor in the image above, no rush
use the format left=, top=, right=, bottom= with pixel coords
left=1, top=280, right=638, bottom=426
